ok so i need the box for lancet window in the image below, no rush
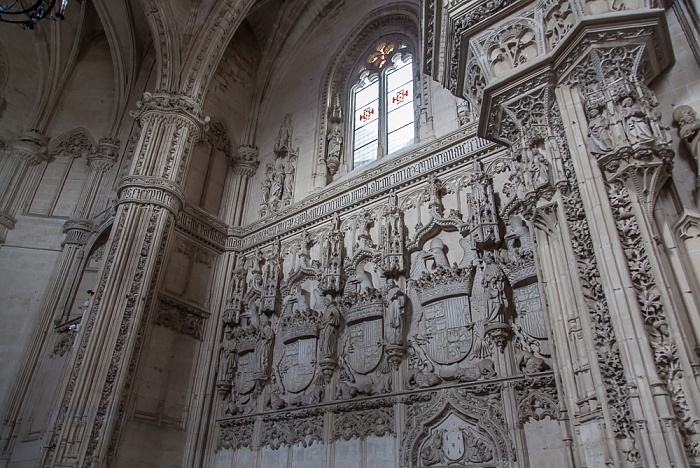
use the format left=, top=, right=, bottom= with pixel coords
left=351, top=39, right=415, bottom=169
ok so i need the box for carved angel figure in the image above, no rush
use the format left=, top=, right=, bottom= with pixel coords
left=587, top=106, right=614, bottom=155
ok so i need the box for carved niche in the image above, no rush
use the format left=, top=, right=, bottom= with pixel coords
left=260, top=113, right=299, bottom=217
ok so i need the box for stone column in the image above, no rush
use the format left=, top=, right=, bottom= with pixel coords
left=0, top=130, right=49, bottom=243
left=43, top=93, right=208, bottom=467
left=554, top=43, right=700, bottom=466
left=222, top=145, right=259, bottom=226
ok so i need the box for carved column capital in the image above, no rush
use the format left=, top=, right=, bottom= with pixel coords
left=9, top=130, right=49, bottom=165
left=232, top=145, right=260, bottom=176
left=87, top=137, right=120, bottom=172
left=130, top=92, right=210, bottom=139
left=62, top=219, right=94, bottom=246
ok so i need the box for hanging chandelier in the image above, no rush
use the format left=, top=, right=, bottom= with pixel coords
left=0, top=1, right=68, bottom=29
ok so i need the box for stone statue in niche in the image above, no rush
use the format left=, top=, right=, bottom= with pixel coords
left=320, top=213, right=344, bottom=294
left=261, top=176, right=272, bottom=205
left=356, top=210, right=375, bottom=248
left=382, top=192, right=406, bottom=276
left=271, top=165, right=285, bottom=200
left=482, top=252, right=507, bottom=324
left=216, top=327, right=237, bottom=394
left=425, top=174, right=446, bottom=216
left=619, top=95, right=654, bottom=145
left=254, top=314, right=274, bottom=379
left=284, top=163, right=295, bottom=199
left=325, top=93, right=343, bottom=176
left=528, top=141, right=550, bottom=188
left=384, top=278, right=406, bottom=346
left=319, top=296, right=341, bottom=362
left=586, top=106, right=614, bottom=155
left=673, top=105, right=700, bottom=167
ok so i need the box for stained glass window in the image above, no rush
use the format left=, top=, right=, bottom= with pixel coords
left=351, top=40, right=414, bottom=170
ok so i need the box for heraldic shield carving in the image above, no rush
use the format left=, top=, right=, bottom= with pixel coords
left=280, top=337, right=317, bottom=393
left=411, top=236, right=476, bottom=366
left=422, top=296, right=473, bottom=365
left=419, top=413, right=497, bottom=467
left=277, top=289, right=321, bottom=394
left=346, top=318, right=384, bottom=374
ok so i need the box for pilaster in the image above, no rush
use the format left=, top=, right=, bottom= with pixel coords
left=43, top=92, right=208, bottom=467
left=222, top=144, right=259, bottom=227
left=0, top=130, right=49, bottom=243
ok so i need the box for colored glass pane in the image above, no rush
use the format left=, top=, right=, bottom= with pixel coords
left=368, top=41, right=395, bottom=69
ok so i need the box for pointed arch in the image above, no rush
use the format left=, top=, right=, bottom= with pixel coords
left=139, top=0, right=182, bottom=93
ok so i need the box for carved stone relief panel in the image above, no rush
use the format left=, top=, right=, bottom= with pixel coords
left=216, top=150, right=560, bottom=465
left=260, top=114, right=299, bottom=217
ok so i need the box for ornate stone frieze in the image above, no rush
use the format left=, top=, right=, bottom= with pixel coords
left=118, top=175, right=186, bottom=214
left=155, top=295, right=208, bottom=340
left=260, top=411, right=324, bottom=449
left=130, top=92, right=208, bottom=130
left=176, top=207, right=227, bottom=250
left=240, top=132, right=491, bottom=249
left=49, top=129, right=93, bottom=159
left=332, top=403, right=395, bottom=442
left=207, top=121, right=233, bottom=157
left=218, top=418, right=255, bottom=451
left=233, top=144, right=259, bottom=176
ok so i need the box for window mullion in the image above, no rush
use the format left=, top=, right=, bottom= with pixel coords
left=378, top=71, right=388, bottom=159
